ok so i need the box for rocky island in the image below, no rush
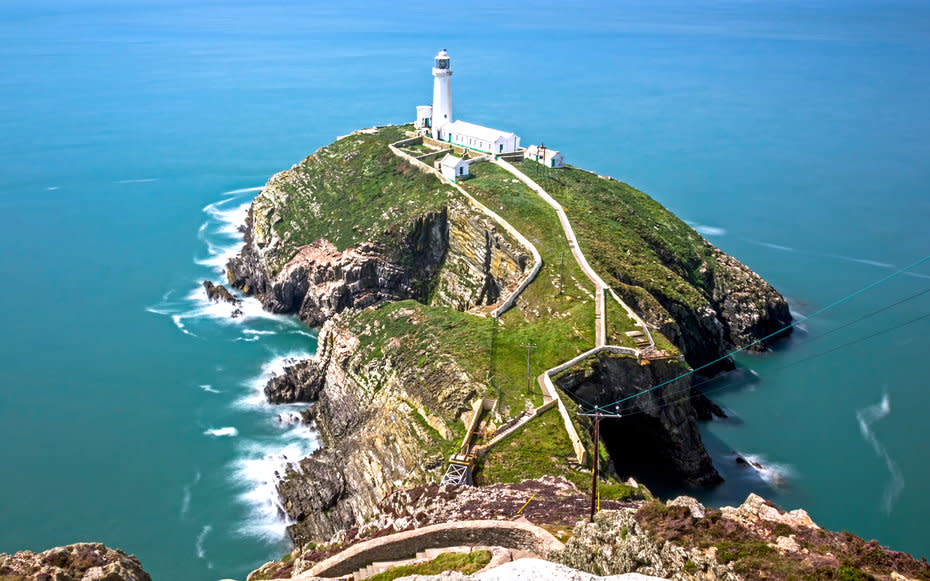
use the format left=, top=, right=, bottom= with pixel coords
left=220, top=123, right=841, bottom=564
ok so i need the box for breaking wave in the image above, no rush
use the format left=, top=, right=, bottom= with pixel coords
left=204, top=427, right=239, bottom=438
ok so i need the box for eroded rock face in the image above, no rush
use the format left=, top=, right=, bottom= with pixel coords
left=0, top=543, right=151, bottom=581
left=273, top=315, right=481, bottom=545
left=228, top=197, right=527, bottom=327
left=619, top=242, right=792, bottom=371
left=554, top=355, right=721, bottom=487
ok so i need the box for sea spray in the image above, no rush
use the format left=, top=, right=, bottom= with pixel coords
left=857, top=392, right=904, bottom=514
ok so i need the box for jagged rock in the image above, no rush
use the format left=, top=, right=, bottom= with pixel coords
left=667, top=497, right=705, bottom=519
left=551, top=510, right=739, bottom=581
left=202, top=280, right=240, bottom=305
left=228, top=198, right=527, bottom=327
left=720, top=493, right=818, bottom=531
left=273, top=316, right=485, bottom=545
left=555, top=355, right=721, bottom=487
left=690, top=390, right=726, bottom=421
left=265, top=359, right=327, bottom=404
left=0, top=543, right=151, bottom=581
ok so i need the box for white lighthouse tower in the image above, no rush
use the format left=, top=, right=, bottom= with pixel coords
left=431, top=49, right=452, bottom=139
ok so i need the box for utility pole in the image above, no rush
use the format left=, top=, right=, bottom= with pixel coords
left=559, top=251, right=565, bottom=295
left=578, top=409, right=623, bottom=522
left=521, top=342, right=537, bottom=395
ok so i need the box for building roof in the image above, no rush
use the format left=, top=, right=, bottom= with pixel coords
left=440, top=153, right=466, bottom=168
left=445, top=120, right=516, bottom=143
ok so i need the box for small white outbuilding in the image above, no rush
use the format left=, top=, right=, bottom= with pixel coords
left=524, top=144, right=565, bottom=169
left=440, top=154, right=469, bottom=181
left=415, top=105, right=433, bottom=130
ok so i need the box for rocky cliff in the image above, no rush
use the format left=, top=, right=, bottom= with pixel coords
left=554, top=354, right=721, bottom=487
left=0, top=543, right=151, bottom=581
left=273, top=307, right=487, bottom=545
left=227, top=128, right=527, bottom=327
left=229, top=126, right=796, bottom=551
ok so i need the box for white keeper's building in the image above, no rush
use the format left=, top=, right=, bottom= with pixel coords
left=415, top=49, right=521, bottom=155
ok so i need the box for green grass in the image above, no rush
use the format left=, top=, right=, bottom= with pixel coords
left=255, top=125, right=455, bottom=274
left=511, top=159, right=720, bottom=329
left=473, top=406, right=579, bottom=484
left=368, top=550, right=492, bottom=581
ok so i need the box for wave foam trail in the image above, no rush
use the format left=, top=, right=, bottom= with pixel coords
left=694, top=224, right=726, bottom=236
left=195, top=525, right=211, bottom=559
left=757, top=241, right=796, bottom=252
left=204, top=427, right=239, bottom=438
left=825, top=253, right=894, bottom=269
left=739, top=453, right=793, bottom=488
left=180, top=471, right=201, bottom=517
left=199, top=384, right=220, bottom=394
left=857, top=392, right=904, bottom=514
left=115, top=178, right=158, bottom=184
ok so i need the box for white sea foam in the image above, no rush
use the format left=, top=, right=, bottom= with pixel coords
left=46, top=186, right=60, bottom=191
left=694, top=224, right=726, bottom=236
left=180, top=471, right=201, bottom=517
left=232, top=425, right=318, bottom=541
left=857, top=392, right=904, bottom=513
left=826, top=253, right=894, bottom=269
left=204, top=427, right=239, bottom=438
left=222, top=186, right=264, bottom=196
left=199, top=384, right=221, bottom=394
left=115, top=178, right=159, bottom=184
left=236, top=352, right=313, bottom=410
left=758, top=241, right=796, bottom=252
left=740, top=453, right=793, bottom=488
left=244, top=329, right=277, bottom=336
left=195, top=524, right=211, bottom=559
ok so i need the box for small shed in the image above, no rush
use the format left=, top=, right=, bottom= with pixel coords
left=440, top=154, right=469, bottom=181
left=415, top=105, right=433, bottom=129
left=524, top=144, right=565, bottom=169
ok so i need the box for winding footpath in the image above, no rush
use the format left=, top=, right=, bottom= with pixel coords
left=389, top=135, right=659, bottom=469
left=492, top=158, right=654, bottom=350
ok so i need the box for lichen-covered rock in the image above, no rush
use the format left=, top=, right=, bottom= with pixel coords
left=719, top=493, right=818, bottom=532
left=551, top=509, right=738, bottom=581
left=0, top=543, right=151, bottom=581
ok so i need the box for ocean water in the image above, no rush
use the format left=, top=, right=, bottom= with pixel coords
left=2, top=1, right=929, bottom=578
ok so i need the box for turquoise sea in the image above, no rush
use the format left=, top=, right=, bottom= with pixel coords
left=2, top=1, right=929, bottom=579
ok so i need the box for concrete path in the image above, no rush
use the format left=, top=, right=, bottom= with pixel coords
left=492, top=159, right=654, bottom=349
left=390, top=139, right=541, bottom=318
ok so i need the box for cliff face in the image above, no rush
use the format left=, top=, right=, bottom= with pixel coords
left=554, top=354, right=721, bottom=487
left=0, top=543, right=151, bottom=581
left=630, top=243, right=792, bottom=369
left=229, top=127, right=796, bottom=549
left=227, top=128, right=527, bottom=326
left=273, top=312, right=483, bottom=545
left=229, top=200, right=527, bottom=326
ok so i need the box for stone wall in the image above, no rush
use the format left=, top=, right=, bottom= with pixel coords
left=306, top=520, right=564, bottom=578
